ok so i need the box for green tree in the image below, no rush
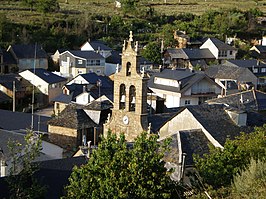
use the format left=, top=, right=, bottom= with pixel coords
left=141, top=41, right=162, bottom=65
left=231, top=159, right=266, bottom=198
left=36, top=0, right=60, bottom=13
left=194, top=125, right=266, bottom=189
left=63, top=131, right=177, bottom=199
left=7, top=131, right=46, bottom=199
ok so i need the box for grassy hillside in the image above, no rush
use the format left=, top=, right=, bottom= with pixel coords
left=0, top=0, right=266, bottom=26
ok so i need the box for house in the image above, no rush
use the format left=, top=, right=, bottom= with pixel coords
left=7, top=44, right=48, bottom=71
left=51, top=49, right=67, bottom=65
left=200, top=38, right=237, bottom=61
left=59, top=50, right=105, bottom=77
left=250, top=36, right=266, bottom=59
left=206, top=89, right=266, bottom=112
left=0, top=48, right=16, bottom=74
left=148, top=69, right=222, bottom=108
left=48, top=104, right=98, bottom=149
left=19, top=68, right=67, bottom=105
left=80, top=40, right=113, bottom=58
left=163, top=48, right=215, bottom=69
left=223, top=59, right=266, bottom=85
left=174, top=30, right=202, bottom=49
left=151, top=104, right=266, bottom=181
left=205, top=64, right=258, bottom=96
left=0, top=74, right=32, bottom=110
left=53, top=73, right=113, bottom=115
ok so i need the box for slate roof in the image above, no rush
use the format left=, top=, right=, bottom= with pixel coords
left=27, top=68, right=67, bottom=84
left=48, top=104, right=96, bottom=129
left=64, top=84, right=95, bottom=99
left=0, top=74, right=23, bottom=90
left=224, top=59, right=266, bottom=68
left=166, top=48, right=215, bottom=59
left=68, top=50, right=104, bottom=60
left=186, top=104, right=253, bottom=145
left=37, top=156, right=87, bottom=199
left=148, top=112, right=180, bottom=133
left=205, top=64, right=255, bottom=80
left=2, top=50, right=16, bottom=64
left=148, top=69, right=217, bottom=94
left=0, top=129, right=26, bottom=160
left=0, top=109, right=50, bottom=132
left=89, top=40, right=113, bottom=51
left=84, top=99, right=113, bottom=111
left=253, top=45, right=266, bottom=53
left=0, top=91, right=12, bottom=103
left=105, top=50, right=121, bottom=64
left=79, top=73, right=113, bottom=88
left=0, top=156, right=87, bottom=199
left=206, top=89, right=266, bottom=111
left=51, top=92, right=73, bottom=103
left=180, top=130, right=211, bottom=166
left=205, top=38, right=236, bottom=50
left=9, top=44, right=47, bottom=59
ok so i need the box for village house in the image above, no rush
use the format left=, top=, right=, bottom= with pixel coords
left=0, top=74, right=32, bottom=110
left=19, top=68, right=67, bottom=105
left=59, top=50, right=105, bottom=78
left=205, top=64, right=258, bottom=96
left=6, top=44, right=48, bottom=72
left=148, top=69, right=222, bottom=108
left=223, top=59, right=266, bottom=85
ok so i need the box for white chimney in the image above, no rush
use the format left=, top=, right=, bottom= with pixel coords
left=0, top=160, right=7, bottom=177
left=225, top=108, right=247, bottom=127
left=262, top=36, right=266, bottom=46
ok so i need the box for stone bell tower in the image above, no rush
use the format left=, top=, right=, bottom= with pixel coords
left=104, top=31, right=149, bottom=141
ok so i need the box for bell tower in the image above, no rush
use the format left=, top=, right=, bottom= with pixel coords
left=104, top=31, right=149, bottom=141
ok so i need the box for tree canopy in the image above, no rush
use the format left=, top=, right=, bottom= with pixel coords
left=194, top=125, right=266, bottom=189
left=63, top=131, right=179, bottom=199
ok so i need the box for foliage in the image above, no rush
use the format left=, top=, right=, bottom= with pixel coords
left=36, top=0, right=60, bottom=13
left=231, top=159, right=266, bottom=198
left=63, top=131, right=178, bottom=199
left=194, top=125, right=266, bottom=189
left=141, top=41, right=162, bottom=65
left=7, top=131, right=46, bottom=199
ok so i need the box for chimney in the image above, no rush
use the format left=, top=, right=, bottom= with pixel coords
left=0, top=160, right=7, bottom=177
left=225, top=108, right=247, bottom=126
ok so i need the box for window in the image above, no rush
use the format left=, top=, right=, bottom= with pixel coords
left=56, top=103, right=60, bottom=109
left=229, top=51, right=233, bottom=55
left=78, top=70, right=83, bottom=74
left=262, top=68, right=266, bottom=73
left=96, top=60, right=100, bottom=65
left=253, top=68, right=258, bottom=73
left=218, top=51, right=227, bottom=57
left=129, top=85, right=136, bottom=112
left=185, top=100, right=191, bottom=105
left=119, top=84, right=126, bottom=110
left=126, top=62, right=131, bottom=76
left=96, top=70, right=101, bottom=74
left=78, top=60, right=83, bottom=64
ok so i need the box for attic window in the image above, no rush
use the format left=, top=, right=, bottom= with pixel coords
left=185, top=100, right=190, bottom=105
left=253, top=68, right=258, bottom=73
left=78, top=60, right=83, bottom=64
left=262, top=68, right=266, bottom=73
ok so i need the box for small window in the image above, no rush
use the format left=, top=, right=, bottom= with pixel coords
left=96, top=60, right=100, bottom=65
left=78, top=70, right=83, bottom=74
left=56, top=103, right=60, bottom=109
left=96, top=70, right=101, bottom=74
left=253, top=68, right=258, bottom=73
left=185, top=100, right=191, bottom=105
left=262, top=68, right=266, bottom=73
left=78, top=60, right=83, bottom=64
left=229, top=51, right=233, bottom=55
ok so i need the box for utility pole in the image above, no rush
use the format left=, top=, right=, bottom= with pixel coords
left=12, top=81, right=15, bottom=112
